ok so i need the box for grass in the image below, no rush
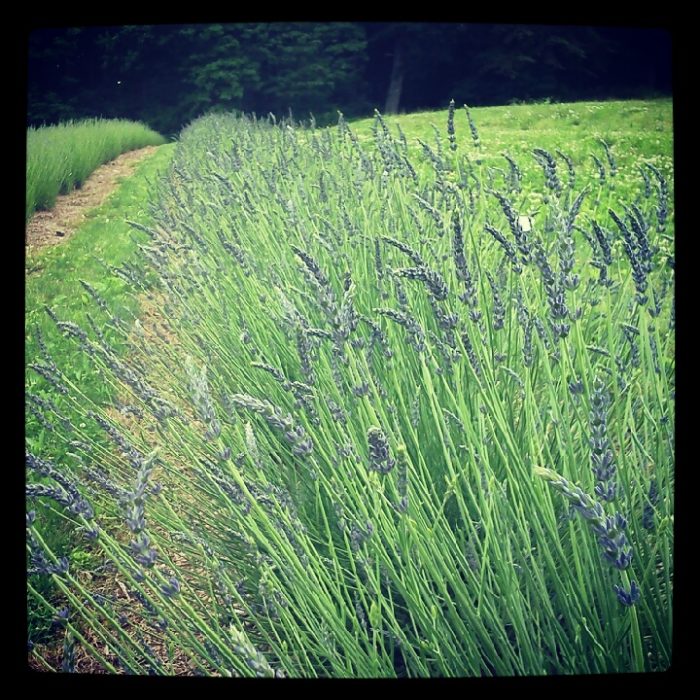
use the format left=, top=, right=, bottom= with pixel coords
left=26, top=118, right=168, bottom=222
left=352, top=99, right=673, bottom=158
left=25, top=99, right=673, bottom=676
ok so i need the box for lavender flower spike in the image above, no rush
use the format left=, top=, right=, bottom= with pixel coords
left=589, top=377, right=618, bottom=502
left=367, top=426, right=395, bottom=474
left=534, top=466, right=634, bottom=570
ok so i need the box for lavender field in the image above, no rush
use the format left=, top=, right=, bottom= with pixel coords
left=26, top=100, right=674, bottom=676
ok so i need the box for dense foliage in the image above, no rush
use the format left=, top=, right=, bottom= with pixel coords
left=27, top=23, right=672, bottom=135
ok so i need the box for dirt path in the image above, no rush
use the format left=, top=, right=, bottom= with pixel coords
left=25, top=146, right=160, bottom=255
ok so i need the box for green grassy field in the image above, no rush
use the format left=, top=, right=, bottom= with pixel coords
left=25, top=99, right=673, bottom=676
left=351, top=99, right=672, bottom=207
left=354, top=99, right=671, bottom=154
left=26, top=118, right=168, bottom=221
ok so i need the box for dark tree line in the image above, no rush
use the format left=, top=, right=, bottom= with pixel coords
left=27, top=23, right=672, bottom=136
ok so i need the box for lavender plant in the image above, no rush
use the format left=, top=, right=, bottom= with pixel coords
left=26, top=102, right=674, bottom=677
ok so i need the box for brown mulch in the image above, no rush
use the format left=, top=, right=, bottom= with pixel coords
left=25, top=146, right=160, bottom=256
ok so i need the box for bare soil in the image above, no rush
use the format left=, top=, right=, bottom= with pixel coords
left=25, top=146, right=159, bottom=255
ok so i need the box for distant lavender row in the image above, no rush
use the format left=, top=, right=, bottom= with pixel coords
left=26, top=118, right=167, bottom=222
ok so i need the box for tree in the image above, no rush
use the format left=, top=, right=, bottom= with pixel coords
left=449, top=24, right=623, bottom=105
left=244, top=23, right=368, bottom=121
left=383, top=29, right=405, bottom=114
left=365, top=23, right=470, bottom=115
left=27, top=23, right=369, bottom=134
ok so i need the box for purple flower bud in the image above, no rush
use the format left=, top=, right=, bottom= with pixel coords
left=614, top=580, right=641, bottom=606
left=367, top=426, right=395, bottom=474
left=594, top=482, right=617, bottom=502
left=51, top=607, right=70, bottom=631
left=54, top=556, right=70, bottom=575
left=129, top=532, right=157, bottom=568
left=83, top=526, right=100, bottom=540
left=160, top=577, right=180, bottom=598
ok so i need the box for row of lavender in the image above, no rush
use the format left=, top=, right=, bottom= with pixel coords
left=26, top=105, right=673, bottom=675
